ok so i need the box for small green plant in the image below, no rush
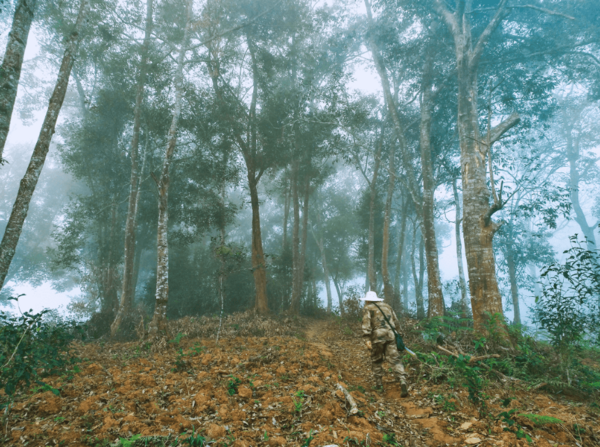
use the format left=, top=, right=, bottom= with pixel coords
left=292, top=390, right=305, bottom=413
left=118, top=434, right=142, bottom=447
left=377, top=410, right=386, bottom=418
left=227, top=376, right=242, bottom=396
left=183, top=426, right=206, bottom=446
left=497, top=408, right=532, bottom=443
left=519, top=414, right=563, bottom=426
left=382, top=433, right=400, bottom=446
left=448, top=354, right=489, bottom=418
left=301, top=429, right=314, bottom=447
left=434, top=394, right=457, bottom=413
left=169, top=332, right=185, bottom=345
left=54, top=416, right=66, bottom=423
left=263, top=430, right=269, bottom=441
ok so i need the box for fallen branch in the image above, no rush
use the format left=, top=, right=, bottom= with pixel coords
left=337, top=383, right=359, bottom=415
left=437, top=345, right=500, bottom=364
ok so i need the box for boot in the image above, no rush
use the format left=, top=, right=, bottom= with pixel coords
left=400, top=378, right=409, bottom=397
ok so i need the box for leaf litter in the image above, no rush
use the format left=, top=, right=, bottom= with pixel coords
left=4, top=313, right=600, bottom=446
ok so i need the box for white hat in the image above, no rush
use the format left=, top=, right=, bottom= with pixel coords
left=360, top=291, right=384, bottom=302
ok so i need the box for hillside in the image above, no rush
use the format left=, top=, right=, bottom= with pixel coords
left=4, top=315, right=599, bottom=447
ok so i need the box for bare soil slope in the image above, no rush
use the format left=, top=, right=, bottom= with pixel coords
left=4, top=315, right=599, bottom=446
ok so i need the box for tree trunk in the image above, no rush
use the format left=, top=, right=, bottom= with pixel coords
left=506, top=246, right=520, bottom=325
left=147, top=0, right=192, bottom=337
left=419, top=51, right=444, bottom=318
left=249, top=176, right=269, bottom=314
left=291, top=168, right=310, bottom=313
left=411, top=227, right=425, bottom=320
left=367, top=137, right=383, bottom=293
left=311, top=218, right=332, bottom=313
left=566, top=132, right=597, bottom=250
left=452, top=178, right=469, bottom=315
left=111, top=0, right=153, bottom=338
left=0, top=0, right=37, bottom=162
left=291, top=160, right=300, bottom=311
left=0, top=0, right=88, bottom=291
left=282, top=173, right=290, bottom=251
left=333, top=276, right=344, bottom=316
left=435, top=0, right=517, bottom=334
left=394, top=196, right=408, bottom=311
left=381, top=147, right=395, bottom=304
left=402, top=260, right=409, bottom=312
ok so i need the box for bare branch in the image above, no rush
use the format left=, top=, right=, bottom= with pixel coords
left=484, top=112, right=521, bottom=145
left=433, top=0, right=459, bottom=37
left=511, top=5, right=575, bottom=20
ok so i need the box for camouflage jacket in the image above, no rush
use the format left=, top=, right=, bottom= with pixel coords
left=362, top=302, right=402, bottom=344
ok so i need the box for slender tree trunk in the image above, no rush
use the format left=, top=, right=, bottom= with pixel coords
left=0, top=0, right=88, bottom=290
left=111, top=0, right=153, bottom=338
left=411, top=227, right=425, bottom=319
left=402, top=260, right=409, bottom=312
left=506, top=246, right=520, bottom=325
left=452, top=178, right=469, bottom=315
left=0, top=0, right=37, bottom=162
left=282, top=173, right=290, bottom=251
left=381, top=148, right=395, bottom=304
left=291, top=160, right=300, bottom=311
left=367, top=137, right=383, bottom=293
left=333, top=276, right=344, bottom=316
left=311, top=218, right=332, bottom=313
left=147, top=0, right=192, bottom=337
left=566, top=133, right=597, bottom=250
left=394, top=196, right=408, bottom=311
left=291, top=168, right=310, bottom=313
left=419, top=51, right=445, bottom=317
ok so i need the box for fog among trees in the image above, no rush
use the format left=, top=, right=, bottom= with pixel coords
left=1, top=0, right=599, bottom=339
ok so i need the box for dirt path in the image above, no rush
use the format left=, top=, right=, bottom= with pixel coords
left=303, top=319, right=460, bottom=446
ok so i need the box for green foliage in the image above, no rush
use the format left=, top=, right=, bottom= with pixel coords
left=497, top=409, right=532, bottom=444
left=534, top=235, right=600, bottom=348
left=0, top=302, right=83, bottom=405
left=301, top=429, right=314, bottom=447
left=518, top=414, right=564, bottom=425
left=292, top=389, right=305, bottom=413
left=118, top=434, right=142, bottom=447
left=448, top=354, right=488, bottom=418
left=226, top=375, right=241, bottom=396
left=382, top=433, right=401, bottom=446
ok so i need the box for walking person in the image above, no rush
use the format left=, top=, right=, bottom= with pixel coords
left=361, top=291, right=409, bottom=396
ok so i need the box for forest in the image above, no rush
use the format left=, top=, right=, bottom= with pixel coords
left=0, top=0, right=600, bottom=446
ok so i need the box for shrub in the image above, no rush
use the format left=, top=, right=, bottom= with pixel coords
left=0, top=299, right=84, bottom=414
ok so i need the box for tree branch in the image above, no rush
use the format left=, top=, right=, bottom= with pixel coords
left=511, top=5, right=575, bottom=21
left=471, top=0, right=510, bottom=69
left=483, top=112, right=520, bottom=145
left=433, top=0, right=459, bottom=37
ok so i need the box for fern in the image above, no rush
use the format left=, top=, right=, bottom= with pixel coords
left=519, top=414, right=564, bottom=426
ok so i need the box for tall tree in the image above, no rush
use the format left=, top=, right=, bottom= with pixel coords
left=0, top=0, right=37, bottom=163
left=0, top=0, right=88, bottom=291
left=434, top=0, right=520, bottom=333
left=111, top=0, right=154, bottom=339
left=147, top=0, right=193, bottom=337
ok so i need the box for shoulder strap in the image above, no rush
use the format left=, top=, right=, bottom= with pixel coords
left=373, top=302, right=398, bottom=335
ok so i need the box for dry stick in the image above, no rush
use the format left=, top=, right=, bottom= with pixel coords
left=436, top=345, right=519, bottom=383
left=337, top=383, right=359, bottom=415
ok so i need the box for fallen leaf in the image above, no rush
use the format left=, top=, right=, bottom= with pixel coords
left=465, top=437, right=482, bottom=444
left=460, top=422, right=473, bottom=430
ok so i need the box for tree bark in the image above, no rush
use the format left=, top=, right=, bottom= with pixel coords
left=0, top=0, right=88, bottom=291
left=311, top=215, right=332, bottom=313
left=367, top=137, right=383, bottom=293
left=0, top=0, right=37, bottom=162
left=434, top=0, right=519, bottom=334
left=111, top=0, right=153, bottom=338
left=249, top=175, right=269, bottom=314
left=419, top=50, right=445, bottom=318
left=394, top=195, right=408, bottom=311
left=452, top=178, right=469, bottom=315
left=381, top=147, right=395, bottom=304
left=506, top=245, right=520, bottom=325
left=147, top=0, right=192, bottom=337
